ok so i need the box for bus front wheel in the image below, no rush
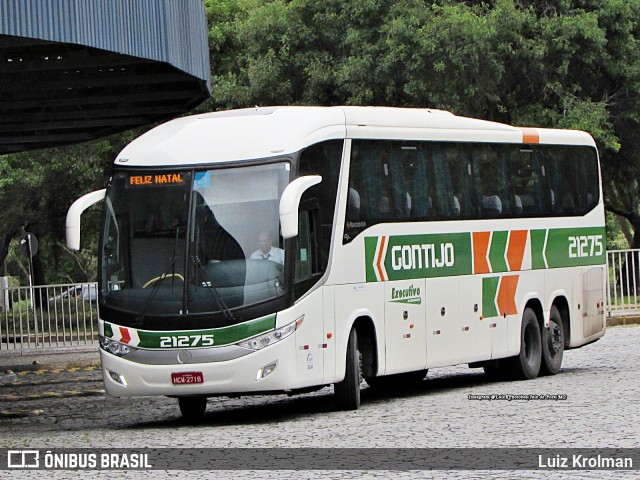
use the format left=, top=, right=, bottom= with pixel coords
left=507, top=307, right=542, bottom=380
left=178, top=396, right=207, bottom=421
left=334, top=328, right=361, bottom=410
left=540, top=305, right=564, bottom=375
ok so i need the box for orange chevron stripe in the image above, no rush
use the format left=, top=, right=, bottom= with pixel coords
left=473, top=231, right=491, bottom=274
left=520, top=127, right=540, bottom=144
left=507, top=230, right=528, bottom=271
left=497, top=275, right=519, bottom=316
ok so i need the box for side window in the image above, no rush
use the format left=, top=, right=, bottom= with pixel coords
left=342, top=140, right=599, bottom=236
left=509, top=147, right=544, bottom=216
left=446, top=144, right=473, bottom=218
left=295, top=210, right=313, bottom=282
left=543, top=145, right=599, bottom=216
left=387, top=146, right=413, bottom=220
left=344, top=141, right=391, bottom=242
left=296, top=140, right=342, bottom=297
left=473, top=146, right=505, bottom=217
left=546, top=147, right=577, bottom=214
left=430, top=144, right=458, bottom=218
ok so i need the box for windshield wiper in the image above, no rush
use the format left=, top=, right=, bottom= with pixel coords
left=190, top=254, right=235, bottom=323
left=136, top=226, right=183, bottom=323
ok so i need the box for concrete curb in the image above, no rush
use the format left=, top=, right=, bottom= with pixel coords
left=0, top=350, right=100, bottom=385
left=607, top=316, right=640, bottom=327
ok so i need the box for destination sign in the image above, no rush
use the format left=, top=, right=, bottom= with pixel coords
left=127, top=173, right=186, bottom=187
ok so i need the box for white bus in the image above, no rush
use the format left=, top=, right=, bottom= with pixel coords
left=67, top=106, right=606, bottom=420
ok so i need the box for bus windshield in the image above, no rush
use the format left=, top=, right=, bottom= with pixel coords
left=100, top=162, right=290, bottom=318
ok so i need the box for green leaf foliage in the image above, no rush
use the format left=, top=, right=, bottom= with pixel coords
left=5, top=0, right=640, bottom=287
left=204, top=0, right=640, bottom=246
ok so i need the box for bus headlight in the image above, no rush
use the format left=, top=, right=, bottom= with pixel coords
left=237, top=315, right=304, bottom=351
left=99, top=335, right=138, bottom=357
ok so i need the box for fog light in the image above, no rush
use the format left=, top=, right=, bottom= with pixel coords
left=256, top=362, right=277, bottom=381
left=108, top=370, right=127, bottom=386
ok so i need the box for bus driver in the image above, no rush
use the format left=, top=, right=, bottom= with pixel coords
left=250, top=231, right=284, bottom=264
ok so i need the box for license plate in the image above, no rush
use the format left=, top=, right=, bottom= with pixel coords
left=171, top=372, right=204, bottom=385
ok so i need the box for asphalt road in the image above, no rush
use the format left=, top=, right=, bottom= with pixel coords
left=1, top=325, right=639, bottom=479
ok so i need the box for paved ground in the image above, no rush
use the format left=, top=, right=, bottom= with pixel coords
left=1, top=325, right=638, bottom=479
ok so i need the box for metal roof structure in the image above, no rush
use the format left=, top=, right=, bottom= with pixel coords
left=0, top=0, right=211, bottom=154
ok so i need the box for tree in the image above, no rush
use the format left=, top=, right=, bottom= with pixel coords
left=4, top=0, right=640, bottom=289
left=0, top=133, right=136, bottom=285
left=204, top=0, right=640, bottom=246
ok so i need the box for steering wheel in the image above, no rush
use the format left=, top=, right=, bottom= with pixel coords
left=142, top=273, right=184, bottom=288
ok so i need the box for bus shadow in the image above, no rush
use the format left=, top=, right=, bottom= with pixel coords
left=124, top=365, right=593, bottom=430
left=127, top=368, right=520, bottom=430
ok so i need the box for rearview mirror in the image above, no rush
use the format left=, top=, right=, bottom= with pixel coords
left=279, top=176, right=322, bottom=239
left=66, top=189, right=106, bottom=250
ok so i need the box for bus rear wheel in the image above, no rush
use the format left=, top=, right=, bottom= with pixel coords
left=178, top=396, right=207, bottom=421
left=540, top=305, right=564, bottom=375
left=506, top=307, right=542, bottom=380
left=334, top=328, right=361, bottom=410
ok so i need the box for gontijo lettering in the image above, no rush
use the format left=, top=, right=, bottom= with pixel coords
left=365, top=233, right=473, bottom=282
left=391, top=243, right=455, bottom=271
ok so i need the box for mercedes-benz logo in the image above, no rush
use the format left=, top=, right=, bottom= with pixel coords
left=177, top=350, right=193, bottom=364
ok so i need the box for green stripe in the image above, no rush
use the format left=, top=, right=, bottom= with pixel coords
left=104, top=323, right=113, bottom=338
left=107, top=314, right=276, bottom=349
left=531, top=229, right=547, bottom=269
left=365, top=233, right=473, bottom=282
left=488, top=231, right=509, bottom=273
left=364, top=226, right=605, bottom=283
left=482, top=277, right=500, bottom=319
left=544, top=227, right=606, bottom=268
left=390, top=297, right=422, bottom=305
left=365, top=237, right=379, bottom=282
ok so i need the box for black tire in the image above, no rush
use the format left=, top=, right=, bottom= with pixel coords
left=540, top=305, right=564, bottom=375
left=366, top=370, right=428, bottom=390
left=506, top=307, right=542, bottom=380
left=334, top=328, right=361, bottom=410
left=178, top=396, right=207, bottom=421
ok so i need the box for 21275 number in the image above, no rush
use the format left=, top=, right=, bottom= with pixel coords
left=568, top=235, right=603, bottom=258
left=159, top=334, right=215, bottom=348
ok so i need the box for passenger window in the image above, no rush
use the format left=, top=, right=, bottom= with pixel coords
left=295, top=210, right=313, bottom=282
left=510, top=149, right=544, bottom=216
left=343, top=140, right=599, bottom=243
left=344, top=142, right=393, bottom=242
left=298, top=140, right=342, bottom=273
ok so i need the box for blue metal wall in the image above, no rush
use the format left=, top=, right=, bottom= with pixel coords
left=0, top=0, right=210, bottom=91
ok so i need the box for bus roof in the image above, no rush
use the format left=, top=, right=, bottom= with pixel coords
left=115, top=106, right=596, bottom=167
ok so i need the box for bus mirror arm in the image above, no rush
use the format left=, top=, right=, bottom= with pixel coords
left=66, top=189, right=106, bottom=250
left=279, top=175, right=322, bottom=239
